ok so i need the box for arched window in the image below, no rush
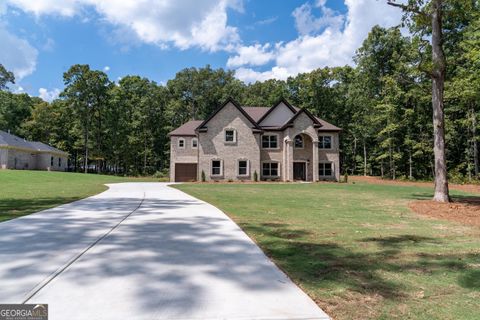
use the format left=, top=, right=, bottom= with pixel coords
left=294, top=135, right=304, bottom=148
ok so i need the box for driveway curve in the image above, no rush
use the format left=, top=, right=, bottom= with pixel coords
left=0, top=183, right=329, bottom=320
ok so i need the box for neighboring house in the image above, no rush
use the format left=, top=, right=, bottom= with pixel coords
left=169, top=98, right=341, bottom=182
left=0, top=130, right=68, bottom=171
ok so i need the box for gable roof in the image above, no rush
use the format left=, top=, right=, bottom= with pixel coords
left=168, top=120, right=203, bottom=136
left=242, top=107, right=269, bottom=122
left=168, top=98, right=342, bottom=136
left=281, top=107, right=322, bottom=130
left=0, top=130, right=68, bottom=154
left=257, top=98, right=297, bottom=125
left=196, top=97, right=262, bottom=131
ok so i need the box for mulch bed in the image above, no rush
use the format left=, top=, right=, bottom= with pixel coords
left=409, top=198, right=480, bottom=227
left=350, top=176, right=480, bottom=227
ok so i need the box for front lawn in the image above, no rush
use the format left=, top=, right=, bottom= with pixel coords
left=0, top=170, right=157, bottom=222
left=175, top=182, right=480, bottom=320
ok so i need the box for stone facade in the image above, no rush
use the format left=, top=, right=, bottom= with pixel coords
left=198, top=102, right=261, bottom=181
left=169, top=99, right=341, bottom=182
left=169, top=136, right=198, bottom=182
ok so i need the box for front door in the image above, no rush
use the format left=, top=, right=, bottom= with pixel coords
left=293, top=162, right=306, bottom=181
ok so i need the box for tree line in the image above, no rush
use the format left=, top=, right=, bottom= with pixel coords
left=0, top=1, right=478, bottom=186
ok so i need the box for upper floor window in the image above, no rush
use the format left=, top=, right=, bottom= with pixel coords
left=238, top=159, right=249, bottom=176
left=262, top=134, right=278, bottom=149
left=192, top=138, right=198, bottom=148
left=294, top=135, right=304, bottom=148
left=319, top=162, right=333, bottom=176
left=178, top=138, right=185, bottom=148
left=211, top=159, right=223, bottom=176
left=225, top=129, right=236, bottom=143
left=318, top=135, right=332, bottom=149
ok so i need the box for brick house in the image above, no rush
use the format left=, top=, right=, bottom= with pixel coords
left=168, top=98, right=341, bottom=182
left=0, top=130, right=68, bottom=171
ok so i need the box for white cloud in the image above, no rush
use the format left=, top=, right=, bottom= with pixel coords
left=227, top=43, right=275, bottom=68
left=42, top=37, right=55, bottom=51
left=292, top=0, right=344, bottom=36
left=0, top=26, right=38, bottom=80
left=6, top=0, right=242, bottom=51
left=232, top=0, right=403, bottom=83
left=103, top=65, right=110, bottom=72
left=38, top=87, right=60, bottom=102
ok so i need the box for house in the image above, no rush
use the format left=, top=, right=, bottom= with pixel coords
left=168, top=98, right=341, bottom=182
left=0, top=130, right=68, bottom=171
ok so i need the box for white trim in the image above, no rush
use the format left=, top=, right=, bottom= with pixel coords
left=237, top=159, right=250, bottom=177
left=318, top=134, right=333, bottom=150
left=178, top=138, right=185, bottom=149
left=318, top=161, right=334, bottom=177
left=224, top=128, right=237, bottom=144
left=191, top=138, right=198, bottom=149
left=261, top=161, right=280, bottom=178
left=261, top=133, right=280, bottom=150
left=211, top=158, right=223, bottom=176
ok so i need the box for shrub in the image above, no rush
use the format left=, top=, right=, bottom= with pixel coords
left=253, top=170, right=258, bottom=182
left=201, top=170, right=206, bottom=182
left=152, top=169, right=168, bottom=179
left=343, top=172, right=348, bottom=183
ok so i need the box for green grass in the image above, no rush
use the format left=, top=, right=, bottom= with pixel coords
left=175, top=182, right=480, bottom=320
left=0, top=170, right=158, bottom=222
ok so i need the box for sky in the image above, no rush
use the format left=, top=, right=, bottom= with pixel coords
left=0, top=0, right=404, bottom=101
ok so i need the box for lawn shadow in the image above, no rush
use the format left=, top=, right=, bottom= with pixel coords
left=458, top=270, right=480, bottom=290
left=0, top=197, right=83, bottom=222
left=240, top=222, right=480, bottom=302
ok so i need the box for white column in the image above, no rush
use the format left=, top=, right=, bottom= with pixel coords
left=312, top=140, right=319, bottom=182
left=287, top=140, right=293, bottom=181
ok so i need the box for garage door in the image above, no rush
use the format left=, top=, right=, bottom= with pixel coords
left=175, top=163, right=198, bottom=182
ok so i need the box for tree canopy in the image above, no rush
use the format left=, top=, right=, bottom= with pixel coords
left=0, top=3, right=478, bottom=180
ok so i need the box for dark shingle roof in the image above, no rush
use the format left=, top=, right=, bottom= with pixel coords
left=168, top=102, right=342, bottom=136
left=0, top=130, right=34, bottom=149
left=242, top=107, right=269, bottom=122
left=168, top=120, right=203, bottom=136
left=0, top=130, right=68, bottom=154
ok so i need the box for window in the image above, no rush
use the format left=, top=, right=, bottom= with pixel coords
left=318, top=135, right=332, bottom=149
left=262, top=134, right=278, bottom=149
left=178, top=138, right=185, bottom=148
left=192, top=138, right=198, bottom=148
left=211, top=160, right=222, bottom=176
left=58, top=158, right=62, bottom=167
left=225, top=129, right=236, bottom=143
left=238, top=160, right=249, bottom=176
left=319, top=162, right=333, bottom=176
left=294, top=135, right=304, bottom=148
left=262, top=162, right=279, bottom=177
left=50, top=156, right=54, bottom=166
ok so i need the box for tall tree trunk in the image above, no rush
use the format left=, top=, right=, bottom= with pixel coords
left=431, top=0, right=450, bottom=202
left=381, top=161, right=384, bottom=178
left=409, top=150, right=413, bottom=180
left=472, top=106, right=479, bottom=177
left=84, top=125, right=89, bottom=174
left=353, top=136, right=357, bottom=175
left=363, top=141, right=367, bottom=176
left=143, top=134, right=147, bottom=175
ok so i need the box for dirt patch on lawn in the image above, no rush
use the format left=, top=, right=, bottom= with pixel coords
left=409, top=198, right=480, bottom=227
left=350, top=176, right=480, bottom=194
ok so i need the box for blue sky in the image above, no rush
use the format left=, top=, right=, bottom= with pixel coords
left=0, top=0, right=402, bottom=101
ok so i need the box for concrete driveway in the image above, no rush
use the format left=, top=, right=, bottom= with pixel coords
left=0, top=183, right=329, bottom=320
